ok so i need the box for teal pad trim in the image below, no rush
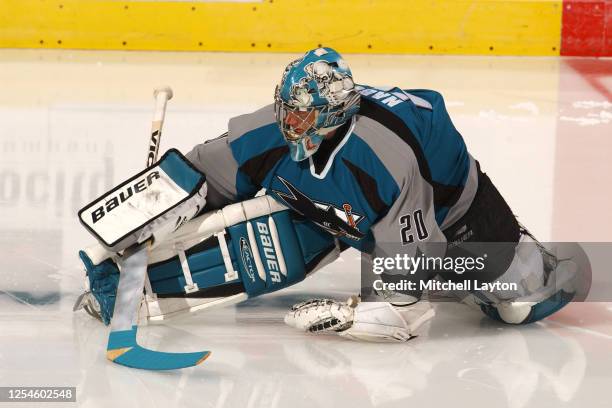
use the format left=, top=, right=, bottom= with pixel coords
left=228, top=212, right=309, bottom=297
left=228, top=221, right=267, bottom=296
left=292, top=219, right=336, bottom=264
left=148, top=244, right=226, bottom=282
left=270, top=212, right=307, bottom=286
left=523, top=290, right=575, bottom=324
left=148, top=240, right=242, bottom=295
left=158, top=149, right=205, bottom=193
left=480, top=290, right=575, bottom=325
left=152, top=264, right=239, bottom=294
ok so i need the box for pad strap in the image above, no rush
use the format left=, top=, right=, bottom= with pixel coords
left=216, top=230, right=239, bottom=282
left=145, top=195, right=337, bottom=298
left=175, top=243, right=199, bottom=294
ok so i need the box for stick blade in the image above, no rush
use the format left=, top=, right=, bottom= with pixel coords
left=107, top=327, right=210, bottom=370
left=108, top=346, right=211, bottom=370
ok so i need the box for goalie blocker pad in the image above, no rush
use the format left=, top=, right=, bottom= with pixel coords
left=145, top=196, right=338, bottom=299
left=78, top=149, right=207, bottom=252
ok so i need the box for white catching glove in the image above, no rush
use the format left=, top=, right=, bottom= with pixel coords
left=284, top=296, right=435, bottom=343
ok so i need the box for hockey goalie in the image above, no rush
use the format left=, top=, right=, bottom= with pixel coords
left=76, top=47, right=590, bottom=352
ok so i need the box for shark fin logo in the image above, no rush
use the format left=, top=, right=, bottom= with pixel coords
left=272, top=176, right=365, bottom=240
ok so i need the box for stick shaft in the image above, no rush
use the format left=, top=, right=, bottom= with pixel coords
left=146, top=90, right=172, bottom=167
left=110, top=243, right=148, bottom=331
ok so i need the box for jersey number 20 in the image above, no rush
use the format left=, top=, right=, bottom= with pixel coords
left=399, top=210, right=429, bottom=245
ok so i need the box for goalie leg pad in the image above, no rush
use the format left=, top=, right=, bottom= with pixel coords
left=78, top=196, right=340, bottom=322
left=474, top=241, right=589, bottom=325
left=147, top=209, right=335, bottom=298
left=227, top=211, right=307, bottom=296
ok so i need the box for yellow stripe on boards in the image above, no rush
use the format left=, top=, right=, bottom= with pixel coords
left=0, top=0, right=562, bottom=55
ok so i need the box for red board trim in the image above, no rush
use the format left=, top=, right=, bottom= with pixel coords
left=562, top=0, right=612, bottom=56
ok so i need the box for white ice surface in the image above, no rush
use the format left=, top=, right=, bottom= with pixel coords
left=0, top=50, right=611, bottom=408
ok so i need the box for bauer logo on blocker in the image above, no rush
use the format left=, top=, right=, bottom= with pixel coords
left=90, top=171, right=160, bottom=224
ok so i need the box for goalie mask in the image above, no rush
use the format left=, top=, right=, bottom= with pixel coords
left=274, top=47, right=360, bottom=162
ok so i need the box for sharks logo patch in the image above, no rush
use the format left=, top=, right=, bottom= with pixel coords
left=272, top=176, right=365, bottom=240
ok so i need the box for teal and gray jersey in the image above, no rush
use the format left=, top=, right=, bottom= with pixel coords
left=186, top=86, right=478, bottom=255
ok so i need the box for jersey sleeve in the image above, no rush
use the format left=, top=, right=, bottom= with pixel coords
left=185, top=104, right=288, bottom=211
left=185, top=133, right=260, bottom=210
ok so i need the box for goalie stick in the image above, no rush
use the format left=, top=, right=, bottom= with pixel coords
left=106, top=86, right=211, bottom=370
